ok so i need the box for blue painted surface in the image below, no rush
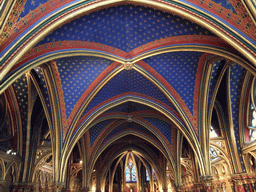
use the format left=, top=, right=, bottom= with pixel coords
left=89, top=119, right=113, bottom=147
left=13, top=74, right=28, bottom=129
left=144, top=117, right=172, bottom=145
left=55, top=56, right=112, bottom=117
left=210, top=0, right=236, bottom=13
left=143, top=51, right=204, bottom=114
left=36, top=5, right=215, bottom=52
left=18, top=0, right=49, bottom=20
left=208, top=60, right=223, bottom=111
left=34, top=67, right=52, bottom=119
left=103, top=121, right=158, bottom=144
left=230, top=64, right=245, bottom=170
left=102, top=101, right=154, bottom=114
left=81, top=69, right=176, bottom=118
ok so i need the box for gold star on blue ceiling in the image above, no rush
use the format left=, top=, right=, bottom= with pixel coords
left=36, top=5, right=216, bottom=52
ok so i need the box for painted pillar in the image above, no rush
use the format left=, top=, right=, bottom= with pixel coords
left=234, top=180, right=246, bottom=192
left=230, top=174, right=255, bottom=192
left=249, top=178, right=256, bottom=191
left=175, top=184, right=182, bottom=192
left=221, top=182, right=226, bottom=192
left=193, top=183, right=202, bottom=192
left=200, top=176, right=213, bottom=192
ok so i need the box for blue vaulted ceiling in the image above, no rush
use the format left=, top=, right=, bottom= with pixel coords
left=80, top=69, right=177, bottom=119
left=35, top=5, right=215, bottom=52
left=13, top=74, right=28, bottom=130
left=56, top=56, right=112, bottom=117
left=143, top=117, right=173, bottom=145
left=89, top=119, right=114, bottom=147
left=102, top=121, right=161, bottom=146
left=102, top=101, right=155, bottom=115
left=5, top=0, right=253, bottom=172
left=210, top=0, right=236, bottom=13
left=143, top=51, right=204, bottom=114
left=34, top=67, right=52, bottom=118
left=18, top=0, right=49, bottom=20
left=230, top=64, right=245, bottom=141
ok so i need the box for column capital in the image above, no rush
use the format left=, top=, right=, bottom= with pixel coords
left=230, top=173, right=252, bottom=186
left=200, top=175, right=213, bottom=192
left=52, top=181, right=65, bottom=191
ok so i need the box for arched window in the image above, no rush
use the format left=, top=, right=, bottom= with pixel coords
left=126, top=162, right=137, bottom=182
left=248, top=78, right=256, bottom=142
left=131, top=166, right=136, bottom=181
left=126, top=166, right=131, bottom=182
left=249, top=104, right=256, bottom=141
left=210, top=126, right=218, bottom=138
left=146, top=170, right=149, bottom=181
left=210, top=147, right=219, bottom=162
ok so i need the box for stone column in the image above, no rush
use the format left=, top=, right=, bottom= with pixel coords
left=175, top=184, right=182, bottom=192
left=200, top=176, right=213, bottom=192
left=230, top=174, right=255, bottom=192
left=220, top=182, right=226, bottom=192
left=193, top=183, right=202, bottom=192
left=232, top=179, right=245, bottom=192
left=249, top=178, right=256, bottom=191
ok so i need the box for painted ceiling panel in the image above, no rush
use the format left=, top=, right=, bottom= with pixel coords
left=102, top=122, right=158, bottom=145
left=34, top=67, right=52, bottom=118
left=18, top=0, right=49, bottom=20
left=230, top=63, right=246, bottom=171
left=210, top=0, right=236, bottom=13
left=230, top=64, right=245, bottom=141
left=12, top=74, right=28, bottom=129
left=208, top=60, right=223, bottom=104
left=56, top=56, right=112, bottom=117
left=143, top=51, right=204, bottom=114
left=143, top=117, right=172, bottom=145
left=89, top=119, right=114, bottom=147
left=36, top=5, right=215, bottom=52
left=102, top=101, right=155, bottom=115
left=80, top=69, right=176, bottom=118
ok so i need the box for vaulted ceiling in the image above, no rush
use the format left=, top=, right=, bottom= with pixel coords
left=0, top=0, right=255, bottom=183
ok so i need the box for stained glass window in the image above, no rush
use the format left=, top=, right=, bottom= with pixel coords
left=152, top=169, right=156, bottom=181
left=249, top=105, right=256, bottom=141
left=146, top=170, right=149, bottom=181
left=131, top=166, right=137, bottom=181
left=126, top=166, right=131, bottom=182
left=248, top=78, right=256, bottom=142
left=210, top=126, right=218, bottom=138
left=210, top=147, right=219, bottom=161
left=126, top=161, right=137, bottom=182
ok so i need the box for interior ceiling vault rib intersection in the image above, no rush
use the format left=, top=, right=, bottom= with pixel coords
left=79, top=69, right=177, bottom=120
